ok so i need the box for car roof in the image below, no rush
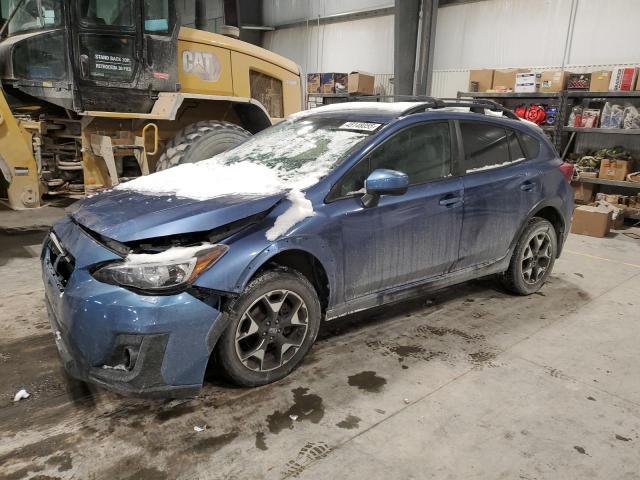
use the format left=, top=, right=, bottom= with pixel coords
left=292, top=99, right=533, bottom=130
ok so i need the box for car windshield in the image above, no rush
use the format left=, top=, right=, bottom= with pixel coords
left=217, top=116, right=377, bottom=177
left=116, top=116, right=380, bottom=201
left=2, top=0, right=64, bottom=36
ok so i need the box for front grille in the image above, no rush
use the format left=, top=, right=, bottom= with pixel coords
left=46, top=232, right=75, bottom=289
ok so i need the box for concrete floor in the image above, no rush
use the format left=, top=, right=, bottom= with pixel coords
left=1, top=213, right=639, bottom=480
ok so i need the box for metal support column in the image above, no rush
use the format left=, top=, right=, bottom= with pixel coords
left=415, top=0, right=439, bottom=96
left=195, top=0, right=207, bottom=30
left=394, top=0, right=421, bottom=96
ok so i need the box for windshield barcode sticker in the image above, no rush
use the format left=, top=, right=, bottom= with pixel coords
left=339, top=122, right=381, bottom=132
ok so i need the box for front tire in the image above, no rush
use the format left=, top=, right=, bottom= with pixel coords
left=155, top=120, right=250, bottom=171
left=215, top=268, right=321, bottom=387
left=501, top=217, right=557, bottom=295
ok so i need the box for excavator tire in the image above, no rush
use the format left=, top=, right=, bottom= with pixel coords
left=155, top=120, right=251, bottom=171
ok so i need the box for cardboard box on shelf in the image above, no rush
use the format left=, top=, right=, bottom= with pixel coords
left=570, top=206, right=612, bottom=238
left=540, top=70, right=568, bottom=92
left=492, top=69, right=527, bottom=91
left=307, top=73, right=321, bottom=93
left=572, top=182, right=595, bottom=203
left=567, top=73, right=591, bottom=90
left=598, top=159, right=634, bottom=181
left=590, top=70, right=612, bottom=92
left=579, top=171, right=598, bottom=178
left=320, top=73, right=348, bottom=94
left=610, top=67, right=638, bottom=91
left=469, top=69, right=495, bottom=92
left=348, top=71, right=375, bottom=95
left=515, top=72, right=541, bottom=93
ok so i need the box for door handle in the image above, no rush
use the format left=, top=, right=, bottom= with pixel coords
left=79, top=54, right=89, bottom=78
left=439, top=194, right=463, bottom=207
left=520, top=181, right=535, bottom=192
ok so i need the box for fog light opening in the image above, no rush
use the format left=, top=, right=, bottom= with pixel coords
left=123, top=346, right=139, bottom=371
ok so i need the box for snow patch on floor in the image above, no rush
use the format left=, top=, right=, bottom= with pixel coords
left=266, top=190, right=315, bottom=241
left=13, top=389, right=30, bottom=402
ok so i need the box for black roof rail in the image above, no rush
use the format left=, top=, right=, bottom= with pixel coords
left=329, top=94, right=521, bottom=121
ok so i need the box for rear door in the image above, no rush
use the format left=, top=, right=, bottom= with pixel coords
left=71, top=0, right=178, bottom=112
left=455, top=121, right=544, bottom=270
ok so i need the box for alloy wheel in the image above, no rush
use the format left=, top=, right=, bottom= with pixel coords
left=521, top=230, right=553, bottom=285
left=234, top=290, right=309, bottom=372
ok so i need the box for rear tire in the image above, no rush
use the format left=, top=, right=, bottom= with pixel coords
left=155, top=120, right=250, bottom=171
left=501, top=217, right=557, bottom=295
left=215, top=268, right=321, bottom=387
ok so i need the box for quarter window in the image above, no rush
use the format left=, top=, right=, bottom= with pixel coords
left=250, top=71, right=284, bottom=118
left=460, top=122, right=510, bottom=173
left=519, top=132, right=541, bottom=160
left=507, top=130, right=526, bottom=162
left=328, top=122, right=451, bottom=201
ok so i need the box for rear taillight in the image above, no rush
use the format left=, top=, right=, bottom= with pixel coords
left=559, top=162, right=574, bottom=183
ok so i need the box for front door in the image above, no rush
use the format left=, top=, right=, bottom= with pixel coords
left=71, top=0, right=178, bottom=112
left=326, top=120, right=464, bottom=301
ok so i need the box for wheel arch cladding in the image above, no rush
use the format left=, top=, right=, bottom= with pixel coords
left=512, top=202, right=566, bottom=258
left=205, top=244, right=334, bottom=354
left=253, top=249, right=330, bottom=313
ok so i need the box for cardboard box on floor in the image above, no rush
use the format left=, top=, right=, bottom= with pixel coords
left=469, top=69, right=494, bottom=92
left=492, top=69, right=528, bottom=91
left=571, top=206, right=612, bottom=238
left=540, top=70, right=568, bottom=92
left=599, top=159, right=634, bottom=181
left=348, top=71, right=375, bottom=95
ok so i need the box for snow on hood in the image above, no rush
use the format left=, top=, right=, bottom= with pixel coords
left=114, top=124, right=367, bottom=239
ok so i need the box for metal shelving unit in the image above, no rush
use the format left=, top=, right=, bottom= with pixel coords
left=577, top=177, right=640, bottom=190
left=563, top=127, right=640, bottom=135
left=458, top=91, right=564, bottom=150
left=458, top=90, right=640, bottom=213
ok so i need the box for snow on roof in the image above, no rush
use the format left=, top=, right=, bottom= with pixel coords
left=290, top=101, right=429, bottom=121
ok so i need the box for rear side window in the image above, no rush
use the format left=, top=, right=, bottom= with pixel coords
left=460, top=122, right=509, bottom=173
left=519, top=132, right=541, bottom=159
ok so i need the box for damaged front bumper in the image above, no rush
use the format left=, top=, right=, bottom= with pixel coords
left=42, top=216, right=224, bottom=398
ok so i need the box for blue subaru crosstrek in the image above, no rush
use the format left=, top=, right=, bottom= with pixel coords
left=42, top=99, right=574, bottom=397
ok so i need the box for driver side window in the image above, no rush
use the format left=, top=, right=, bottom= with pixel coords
left=328, top=121, right=452, bottom=201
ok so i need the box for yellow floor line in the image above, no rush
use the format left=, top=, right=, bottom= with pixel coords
left=564, top=249, right=640, bottom=269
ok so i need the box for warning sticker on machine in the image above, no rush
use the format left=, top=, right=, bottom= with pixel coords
left=92, top=53, right=133, bottom=78
left=338, top=121, right=381, bottom=132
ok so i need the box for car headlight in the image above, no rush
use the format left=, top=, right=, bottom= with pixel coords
left=93, top=244, right=228, bottom=292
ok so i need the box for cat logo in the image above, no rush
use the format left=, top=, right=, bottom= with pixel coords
left=182, top=50, right=221, bottom=82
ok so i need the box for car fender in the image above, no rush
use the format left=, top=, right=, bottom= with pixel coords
left=202, top=235, right=337, bottom=353
left=234, top=234, right=338, bottom=299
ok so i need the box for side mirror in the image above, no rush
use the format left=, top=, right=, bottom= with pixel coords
left=362, top=169, right=409, bottom=208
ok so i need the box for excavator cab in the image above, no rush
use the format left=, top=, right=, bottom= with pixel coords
left=0, top=0, right=303, bottom=210
left=0, top=0, right=179, bottom=112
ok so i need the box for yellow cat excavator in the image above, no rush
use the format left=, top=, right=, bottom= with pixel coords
left=0, top=0, right=302, bottom=209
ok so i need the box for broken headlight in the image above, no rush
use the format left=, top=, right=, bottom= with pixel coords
left=93, top=244, right=228, bottom=292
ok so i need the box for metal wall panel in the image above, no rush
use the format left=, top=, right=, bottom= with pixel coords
left=263, top=0, right=392, bottom=26
left=263, top=15, right=394, bottom=74
left=263, top=0, right=640, bottom=93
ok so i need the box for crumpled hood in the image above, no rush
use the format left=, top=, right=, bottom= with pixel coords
left=69, top=189, right=284, bottom=242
